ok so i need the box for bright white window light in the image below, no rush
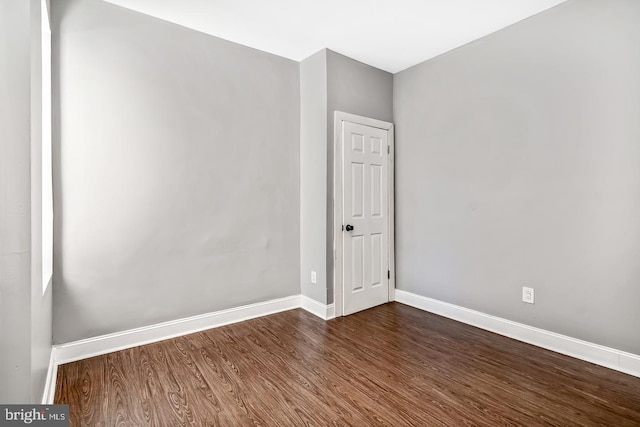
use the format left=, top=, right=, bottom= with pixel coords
left=42, top=0, right=53, bottom=293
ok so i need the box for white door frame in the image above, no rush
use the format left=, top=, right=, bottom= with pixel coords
left=333, top=111, right=395, bottom=317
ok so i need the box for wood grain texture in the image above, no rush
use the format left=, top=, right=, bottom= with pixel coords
left=55, top=303, right=640, bottom=426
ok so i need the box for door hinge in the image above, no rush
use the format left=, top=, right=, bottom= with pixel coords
left=341, top=224, right=344, bottom=231
left=387, top=270, right=390, bottom=279
left=387, top=145, right=390, bottom=154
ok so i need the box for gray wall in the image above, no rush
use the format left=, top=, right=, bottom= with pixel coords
left=300, top=50, right=328, bottom=304
left=326, top=50, right=393, bottom=304
left=0, top=0, right=53, bottom=402
left=53, top=0, right=300, bottom=343
left=394, top=0, right=640, bottom=354
left=0, top=0, right=32, bottom=402
left=299, top=49, right=392, bottom=305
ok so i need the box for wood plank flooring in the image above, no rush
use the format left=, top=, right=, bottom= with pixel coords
left=54, top=303, right=640, bottom=426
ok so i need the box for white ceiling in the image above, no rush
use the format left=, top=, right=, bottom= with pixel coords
left=103, top=0, right=567, bottom=73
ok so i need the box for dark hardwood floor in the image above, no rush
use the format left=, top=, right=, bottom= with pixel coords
left=54, top=303, right=640, bottom=426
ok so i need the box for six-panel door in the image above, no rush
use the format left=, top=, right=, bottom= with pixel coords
left=342, top=121, right=389, bottom=315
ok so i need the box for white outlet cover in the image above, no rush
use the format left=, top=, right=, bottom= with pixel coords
left=522, top=287, right=534, bottom=304
left=311, top=271, right=317, bottom=284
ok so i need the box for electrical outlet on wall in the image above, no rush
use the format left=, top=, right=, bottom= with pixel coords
left=522, top=287, right=534, bottom=304
left=311, top=271, right=317, bottom=284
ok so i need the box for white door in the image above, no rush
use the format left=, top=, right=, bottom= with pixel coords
left=342, top=120, right=390, bottom=315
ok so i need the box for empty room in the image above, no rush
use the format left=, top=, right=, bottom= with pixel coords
left=1, top=0, right=639, bottom=425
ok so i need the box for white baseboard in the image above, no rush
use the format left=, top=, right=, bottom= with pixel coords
left=47, top=290, right=637, bottom=405
left=620, top=352, right=640, bottom=375
left=54, top=295, right=301, bottom=365
left=301, top=295, right=335, bottom=320
left=395, top=289, right=640, bottom=379
left=43, top=294, right=336, bottom=403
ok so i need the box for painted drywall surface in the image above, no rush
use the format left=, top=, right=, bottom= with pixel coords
left=394, top=0, right=640, bottom=354
left=300, top=50, right=328, bottom=304
left=326, top=50, right=393, bottom=304
left=53, top=0, right=300, bottom=343
left=0, top=0, right=33, bottom=403
left=30, top=0, right=53, bottom=401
